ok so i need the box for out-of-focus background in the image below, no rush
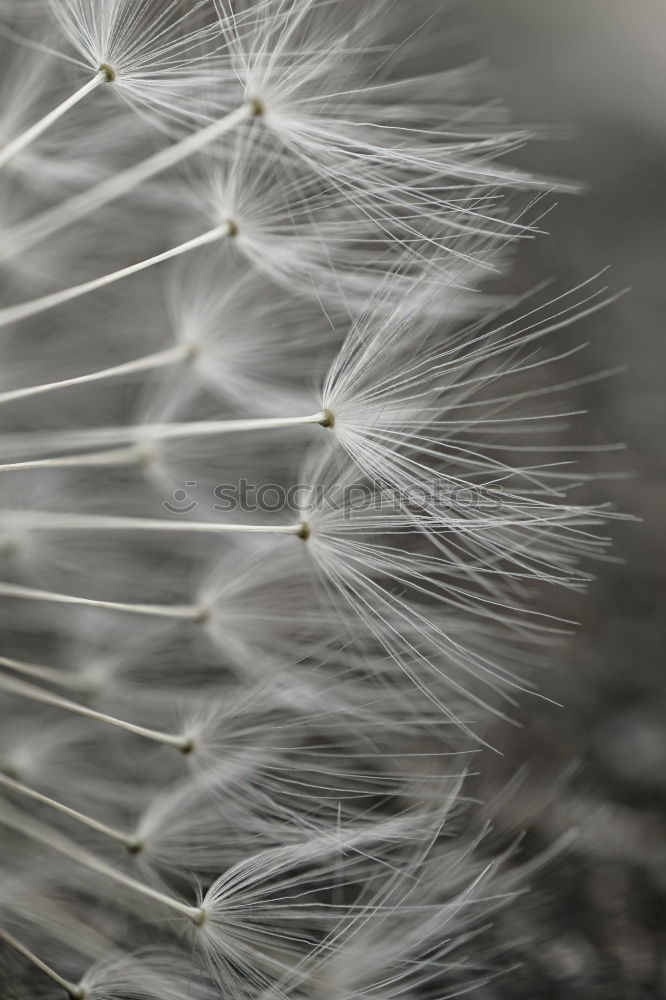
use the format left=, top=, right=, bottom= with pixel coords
left=467, top=3, right=666, bottom=997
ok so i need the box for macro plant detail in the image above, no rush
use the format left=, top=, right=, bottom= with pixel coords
left=0, top=1, right=618, bottom=998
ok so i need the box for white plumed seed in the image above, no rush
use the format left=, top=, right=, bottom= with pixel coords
left=0, top=100, right=256, bottom=265
left=0, top=0, right=229, bottom=176
left=290, top=447, right=591, bottom=728
left=319, top=278, right=623, bottom=579
left=0, top=130, right=501, bottom=329
left=212, top=0, right=559, bottom=216
left=45, top=0, right=230, bottom=125
left=195, top=809, right=448, bottom=994
left=249, top=835, right=522, bottom=1000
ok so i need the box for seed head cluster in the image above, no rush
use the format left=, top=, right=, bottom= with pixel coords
left=0, top=2, right=615, bottom=997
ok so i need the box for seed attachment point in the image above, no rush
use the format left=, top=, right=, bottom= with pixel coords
left=195, top=606, right=210, bottom=625
left=298, top=521, right=311, bottom=542
left=98, top=64, right=116, bottom=84
left=227, top=219, right=239, bottom=238
left=179, top=736, right=196, bottom=756
left=320, top=408, right=335, bottom=428
left=250, top=97, right=264, bottom=117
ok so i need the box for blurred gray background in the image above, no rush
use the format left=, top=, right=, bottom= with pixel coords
left=467, top=3, right=666, bottom=997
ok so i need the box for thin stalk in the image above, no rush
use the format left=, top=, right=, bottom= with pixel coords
left=0, top=801, right=205, bottom=924
left=0, top=654, right=93, bottom=693
left=0, top=344, right=189, bottom=405
left=0, top=511, right=306, bottom=537
left=0, top=225, right=230, bottom=330
left=0, top=927, right=83, bottom=999
left=1, top=101, right=257, bottom=262
left=0, top=445, right=145, bottom=472
left=0, top=581, right=201, bottom=621
left=0, top=70, right=107, bottom=172
left=0, top=772, right=139, bottom=851
left=0, top=411, right=330, bottom=469
left=0, top=672, right=193, bottom=752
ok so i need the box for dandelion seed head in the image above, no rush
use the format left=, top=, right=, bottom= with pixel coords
left=0, top=0, right=618, bottom=994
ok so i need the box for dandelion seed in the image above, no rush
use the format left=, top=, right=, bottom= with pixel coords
left=46, top=0, right=231, bottom=125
